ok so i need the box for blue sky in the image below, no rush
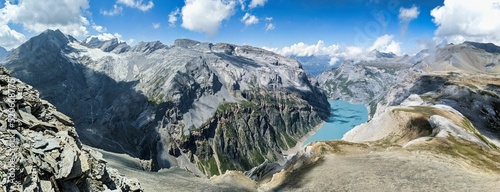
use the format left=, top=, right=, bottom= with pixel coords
left=1, top=0, right=500, bottom=62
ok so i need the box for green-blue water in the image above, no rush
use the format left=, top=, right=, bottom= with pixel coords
left=303, top=100, right=368, bottom=146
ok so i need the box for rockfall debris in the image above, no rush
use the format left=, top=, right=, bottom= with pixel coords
left=0, top=67, right=141, bottom=192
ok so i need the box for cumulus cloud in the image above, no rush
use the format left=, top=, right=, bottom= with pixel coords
left=264, top=17, right=274, bottom=31
left=88, top=33, right=123, bottom=42
left=238, top=0, right=246, bottom=10
left=265, top=23, right=275, bottom=31
left=431, top=0, right=500, bottom=45
left=102, top=0, right=153, bottom=16
left=241, top=13, right=259, bottom=26
left=0, top=0, right=90, bottom=48
left=341, top=46, right=365, bottom=60
left=117, top=0, right=154, bottom=11
left=0, top=25, right=26, bottom=50
left=169, top=8, right=181, bottom=26
left=181, top=0, right=236, bottom=35
left=399, top=5, right=420, bottom=22
left=249, top=0, right=267, bottom=8
left=152, top=22, right=161, bottom=29
left=264, top=34, right=402, bottom=64
left=399, top=5, right=420, bottom=35
left=369, top=34, right=401, bottom=55
left=271, top=40, right=341, bottom=57
left=92, top=25, right=107, bottom=33
left=101, top=5, right=123, bottom=16
left=127, top=38, right=135, bottom=45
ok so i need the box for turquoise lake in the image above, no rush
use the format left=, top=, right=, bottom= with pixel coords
left=303, top=100, right=368, bottom=146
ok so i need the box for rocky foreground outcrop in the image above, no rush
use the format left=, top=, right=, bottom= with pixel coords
left=0, top=67, right=141, bottom=191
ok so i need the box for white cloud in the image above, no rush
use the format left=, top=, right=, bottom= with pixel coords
left=152, top=22, right=161, bottom=29
left=0, top=0, right=90, bottom=45
left=169, top=8, right=181, bottom=26
left=92, top=25, right=107, bottom=33
left=265, top=23, right=275, bottom=31
left=181, top=0, right=236, bottom=35
left=101, top=5, right=123, bottom=16
left=399, top=5, right=420, bottom=35
left=273, top=40, right=341, bottom=57
left=238, top=0, right=246, bottom=10
left=117, top=0, right=154, bottom=11
left=0, top=25, right=26, bottom=50
left=87, top=33, right=123, bottom=42
left=249, top=0, right=267, bottom=8
left=264, top=34, right=402, bottom=64
left=241, top=13, right=259, bottom=26
left=328, top=57, right=339, bottom=66
left=431, top=0, right=500, bottom=45
left=399, top=6, right=420, bottom=22
left=265, top=17, right=273, bottom=21
left=127, top=38, right=135, bottom=45
left=341, top=46, right=365, bottom=60
left=369, top=34, right=401, bottom=55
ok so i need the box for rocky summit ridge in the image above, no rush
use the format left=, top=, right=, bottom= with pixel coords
left=2, top=29, right=329, bottom=177
left=0, top=66, right=141, bottom=191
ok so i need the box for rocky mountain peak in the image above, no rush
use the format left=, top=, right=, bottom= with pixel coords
left=132, top=41, right=166, bottom=53
left=174, top=38, right=201, bottom=48
left=463, top=41, right=500, bottom=54
left=415, top=41, right=500, bottom=73
left=372, top=49, right=397, bottom=58
left=6, top=29, right=73, bottom=59
left=83, top=36, right=130, bottom=53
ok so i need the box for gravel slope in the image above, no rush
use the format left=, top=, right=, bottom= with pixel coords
left=273, top=150, right=500, bottom=192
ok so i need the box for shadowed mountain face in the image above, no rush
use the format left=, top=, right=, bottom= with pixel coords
left=0, top=46, right=9, bottom=61
left=1, top=29, right=330, bottom=176
left=0, top=66, right=142, bottom=191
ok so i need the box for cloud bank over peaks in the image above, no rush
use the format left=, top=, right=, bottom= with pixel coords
left=431, top=0, right=500, bottom=45
left=0, top=0, right=90, bottom=49
left=264, top=34, right=402, bottom=65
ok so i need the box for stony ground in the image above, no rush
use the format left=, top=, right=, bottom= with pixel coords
left=89, top=146, right=256, bottom=192
left=270, top=149, right=500, bottom=192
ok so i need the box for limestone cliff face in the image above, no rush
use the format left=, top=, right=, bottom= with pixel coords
left=0, top=67, right=141, bottom=191
left=176, top=89, right=325, bottom=176
left=317, top=61, right=412, bottom=117
left=2, top=30, right=330, bottom=177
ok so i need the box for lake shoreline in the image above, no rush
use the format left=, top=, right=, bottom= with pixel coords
left=283, top=100, right=368, bottom=157
left=283, top=121, right=325, bottom=156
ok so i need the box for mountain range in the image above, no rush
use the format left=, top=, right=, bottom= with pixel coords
left=1, top=29, right=500, bottom=191
left=1, top=29, right=329, bottom=177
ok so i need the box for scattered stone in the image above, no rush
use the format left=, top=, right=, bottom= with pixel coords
left=0, top=67, right=142, bottom=191
left=40, top=180, right=54, bottom=192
